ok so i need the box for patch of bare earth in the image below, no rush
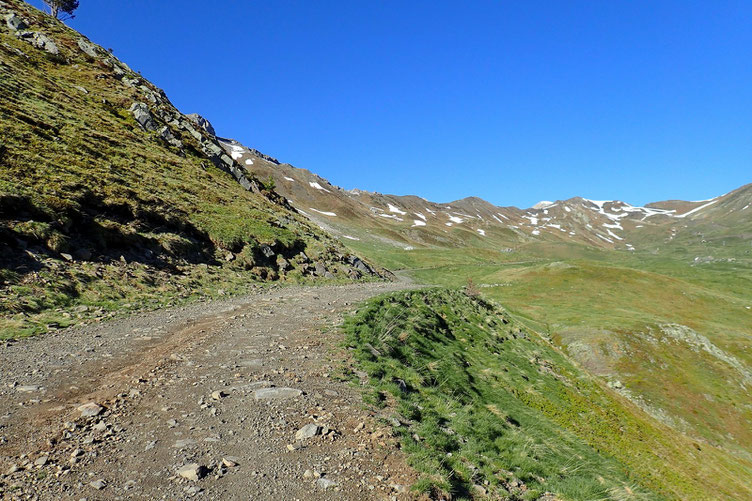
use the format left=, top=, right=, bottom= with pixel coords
left=0, top=282, right=421, bottom=500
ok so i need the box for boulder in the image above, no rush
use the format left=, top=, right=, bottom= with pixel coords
left=185, top=113, right=216, bottom=136
left=177, top=463, right=207, bottom=482
left=19, top=32, right=59, bottom=55
left=314, top=262, right=327, bottom=276
left=158, top=126, right=182, bottom=148
left=259, top=244, right=275, bottom=259
left=4, top=12, right=27, bottom=31
left=295, top=423, right=321, bottom=440
left=76, top=38, right=98, bottom=58
left=77, top=402, right=104, bottom=418
left=129, top=102, right=157, bottom=131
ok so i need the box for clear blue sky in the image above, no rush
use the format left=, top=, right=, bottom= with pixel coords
left=31, top=0, right=751, bottom=208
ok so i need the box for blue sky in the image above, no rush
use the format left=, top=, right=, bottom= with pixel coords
left=32, top=0, right=751, bottom=208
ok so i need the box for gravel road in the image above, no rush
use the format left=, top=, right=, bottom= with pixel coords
left=0, top=280, right=422, bottom=500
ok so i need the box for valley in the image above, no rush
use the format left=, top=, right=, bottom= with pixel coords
left=1, top=1, right=751, bottom=499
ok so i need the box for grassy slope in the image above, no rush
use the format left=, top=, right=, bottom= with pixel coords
left=342, top=236, right=752, bottom=498
left=344, top=289, right=752, bottom=500
left=0, top=1, right=375, bottom=337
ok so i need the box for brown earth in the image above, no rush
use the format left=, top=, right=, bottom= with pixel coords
left=0, top=280, right=423, bottom=500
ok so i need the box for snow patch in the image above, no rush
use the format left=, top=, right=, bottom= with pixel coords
left=342, top=235, right=360, bottom=241
left=533, top=201, right=554, bottom=209
left=448, top=215, right=463, bottom=224
left=388, top=204, right=406, bottom=215
left=477, top=229, right=486, bottom=236
left=245, top=158, right=254, bottom=165
left=284, top=176, right=295, bottom=182
left=380, top=213, right=404, bottom=221
left=309, top=208, right=336, bottom=217
left=412, top=220, right=426, bottom=227
left=676, top=199, right=718, bottom=218
left=309, top=181, right=330, bottom=193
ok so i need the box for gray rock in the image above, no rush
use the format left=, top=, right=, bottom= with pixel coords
left=221, top=456, right=240, bottom=468
left=317, top=478, right=337, bottom=490
left=314, top=262, right=327, bottom=276
left=23, top=32, right=59, bottom=55
left=122, top=76, right=141, bottom=88
left=5, top=12, right=27, bottom=32
left=158, top=126, right=182, bottom=148
left=178, top=463, right=207, bottom=482
left=185, top=114, right=216, bottom=136
left=211, top=390, right=227, bottom=400
left=129, top=102, right=157, bottom=131
left=76, top=38, right=98, bottom=58
left=77, top=402, right=104, bottom=418
left=295, top=423, right=321, bottom=440
left=253, top=387, right=302, bottom=400
left=89, top=479, right=106, bottom=490
left=16, top=385, right=39, bottom=393
left=259, top=244, right=275, bottom=259
left=173, top=438, right=196, bottom=448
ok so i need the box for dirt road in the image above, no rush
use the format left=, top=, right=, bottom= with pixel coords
left=0, top=281, right=421, bottom=500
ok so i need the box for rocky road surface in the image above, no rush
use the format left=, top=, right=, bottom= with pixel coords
left=0, top=281, right=421, bottom=500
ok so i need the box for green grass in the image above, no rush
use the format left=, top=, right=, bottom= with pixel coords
left=0, top=0, right=376, bottom=337
left=344, top=289, right=752, bottom=500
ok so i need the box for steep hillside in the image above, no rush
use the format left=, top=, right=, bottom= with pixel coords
left=0, top=0, right=380, bottom=337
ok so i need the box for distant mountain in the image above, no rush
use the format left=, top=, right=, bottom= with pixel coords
left=218, top=138, right=751, bottom=256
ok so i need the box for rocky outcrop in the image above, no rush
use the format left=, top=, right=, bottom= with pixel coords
left=129, top=102, right=158, bottom=131
left=186, top=113, right=216, bottom=136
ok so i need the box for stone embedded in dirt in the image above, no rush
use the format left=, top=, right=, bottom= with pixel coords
left=77, top=402, right=104, bottom=418
left=211, top=390, right=227, bottom=400
left=89, top=479, right=106, bottom=490
left=238, top=359, right=264, bottom=368
left=222, top=456, right=240, bottom=468
left=33, top=456, right=49, bottom=467
left=93, top=421, right=107, bottom=432
left=16, top=385, right=39, bottom=393
left=167, top=419, right=178, bottom=428
left=295, top=423, right=321, bottom=441
left=317, top=477, right=338, bottom=490
left=303, top=469, right=314, bottom=479
left=178, top=463, right=208, bottom=482
left=253, top=387, right=302, bottom=400
left=173, top=438, right=197, bottom=448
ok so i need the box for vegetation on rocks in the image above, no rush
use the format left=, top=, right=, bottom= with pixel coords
left=0, top=0, right=381, bottom=338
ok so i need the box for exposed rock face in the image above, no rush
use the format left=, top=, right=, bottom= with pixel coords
left=186, top=113, right=216, bottom=136
left=4, top=12, right=26, bottom=31
left=129, top=102, right=158, bottom=131
left=17, top=31, right=58, bottom=55
left=158, top=125, right=182, bottom=149
left=76, top=38, right=98, bottom=58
